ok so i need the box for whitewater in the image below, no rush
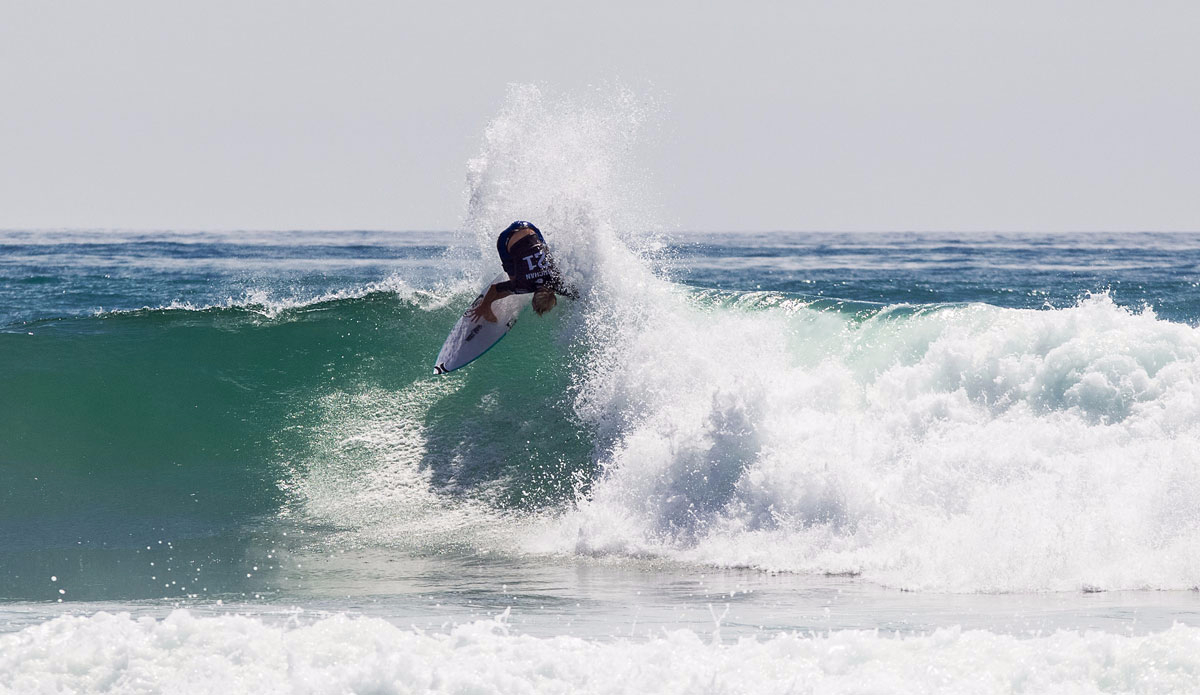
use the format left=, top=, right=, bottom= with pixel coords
left=4, top=86, right=1200, bottom=692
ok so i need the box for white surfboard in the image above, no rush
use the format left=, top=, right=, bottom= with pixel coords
left=433, top=273, right=532, bottom=374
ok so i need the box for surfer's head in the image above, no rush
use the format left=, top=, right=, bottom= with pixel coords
left=502, top=220, right=540, bottom=237
left=532, top=286, right=557, bottom=316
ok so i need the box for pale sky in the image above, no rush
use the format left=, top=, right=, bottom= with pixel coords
left=1, top=1, right=1197, bottom=232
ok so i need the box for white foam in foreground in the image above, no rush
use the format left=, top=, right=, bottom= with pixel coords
left=3, top=610, right=1200, bottom=694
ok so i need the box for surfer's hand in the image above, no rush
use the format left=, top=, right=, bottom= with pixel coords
left=467, top=286, right=502, bottom=322
left=467, top=302, right=498, bottom=323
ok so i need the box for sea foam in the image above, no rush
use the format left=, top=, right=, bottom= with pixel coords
left=544, top=289, right=1200, bottom=592
left=2, top=610, right=1199, bottom=694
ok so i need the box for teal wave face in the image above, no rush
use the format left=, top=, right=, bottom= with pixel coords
left=0, top=292, right=592, bottom=599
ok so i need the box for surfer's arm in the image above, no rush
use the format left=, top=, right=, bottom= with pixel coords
left=466, top=283, right=513, bottom=322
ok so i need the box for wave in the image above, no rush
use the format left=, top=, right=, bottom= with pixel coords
left=4, top=610, right=1199, bottom=694
left=12, top=280, right=1199, bottom=594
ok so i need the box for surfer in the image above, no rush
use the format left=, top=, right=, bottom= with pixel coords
left=467, top=221, right=576, bottom=323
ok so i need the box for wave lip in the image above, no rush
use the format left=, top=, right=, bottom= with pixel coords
left=97, top=274, right=472, bottom=320
left=3, top=610, right=1200, bottom=694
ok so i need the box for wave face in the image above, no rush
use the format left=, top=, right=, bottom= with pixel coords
left=5, top=86, right=1200, bottom=598
left=0, top=286, right=594, bottom=600
left=0, top=293, right=584, bottom=531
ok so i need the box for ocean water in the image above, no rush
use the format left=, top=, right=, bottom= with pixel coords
left=5, top=229, right=1200, bottom=693
left=5, top=88, right=1200, bottom=692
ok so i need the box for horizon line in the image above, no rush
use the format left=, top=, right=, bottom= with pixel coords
left=3, top=227, right=1199, bottom=235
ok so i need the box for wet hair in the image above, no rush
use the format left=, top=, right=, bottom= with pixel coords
left=532, top=287, right=557, bottom=316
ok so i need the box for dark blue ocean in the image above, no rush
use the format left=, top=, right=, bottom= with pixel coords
left=5, top=230, right=1200, bottom=326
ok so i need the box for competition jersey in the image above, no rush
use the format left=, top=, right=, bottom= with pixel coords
left=495, top=233, right=576, bottom=298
